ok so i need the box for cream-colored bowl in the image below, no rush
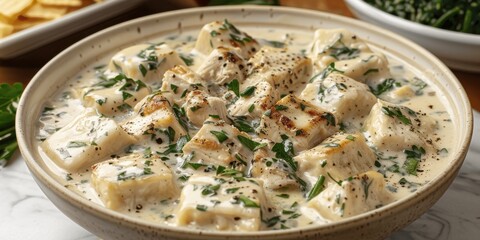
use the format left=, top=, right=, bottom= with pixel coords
left=345, top=0, right=480, bottom=72
left=16, top=6, right=473, bottom=240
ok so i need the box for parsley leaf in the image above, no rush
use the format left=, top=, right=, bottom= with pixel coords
left=0, top=83, right=24, bottom=167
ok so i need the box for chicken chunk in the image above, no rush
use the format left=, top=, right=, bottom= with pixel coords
left=176, top=175, right=269, bottom=231
left=121, top=93, right=187, bottom=142
left=308, top=29, right=390, bottom=83
left=182, top=118, right=257, bottom=168
left=308, top=171, right=393, bottom=221
left=82, top=73, right=150, bottom=117
left=295, top=132, right=376, bottom=183
left=91, top=154, right=177, bottom=210
left=108, top=43, right=185, bottom=83
left=196, top=47, right=247, bottom=85
left=195, top=20, right=260, bottom=59
left=300, top=73, right=376, bottom=127
left=244, top=46, right=312, bottom=96
left=257, top=95, right=338, bottom=152
left=41, top=108, right=136, bottom=172
left=227, top=80, right=279, bottom=118
left=364, top=100, right=437, bottom=151
left=250, top=146, right=300, bottom=190
left=160, top=65, right=208, bottom=105
left=183, top=90, right=228, bottom=127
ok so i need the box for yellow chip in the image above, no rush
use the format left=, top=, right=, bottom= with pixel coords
left=37, top=0, right=82, bottom=7
left=11, top=16, right=48, bottom=31
left=23, top=2, right=68, bottom=19
left=0, top=0, right=34, bottom=20
left=0, top=21, right=14, bottom=38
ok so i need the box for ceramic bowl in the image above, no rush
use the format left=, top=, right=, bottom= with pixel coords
left=345, top=0, right=480, bottom=72
left=16, top=5, right=473, bottom=240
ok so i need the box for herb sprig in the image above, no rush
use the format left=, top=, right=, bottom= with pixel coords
left=0, top=83, right=23, bottom=167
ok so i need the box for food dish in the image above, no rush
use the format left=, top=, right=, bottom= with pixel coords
left=17, top=6, right=472, bottom=239
left=0, top=0, right=145, bottom=59
left=345, top=0, right=480, bottom=72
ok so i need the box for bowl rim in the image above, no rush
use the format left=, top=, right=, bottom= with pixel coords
left=16, top=5, right=474, bottom=238
left=344, top=0, right=480, bottom=44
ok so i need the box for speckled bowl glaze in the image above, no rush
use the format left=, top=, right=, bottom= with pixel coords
left=16, top=6, right=473, bottom=240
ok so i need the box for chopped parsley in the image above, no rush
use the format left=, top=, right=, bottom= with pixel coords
left=210, top=130, right=228, bottom=143
left=237, top=135, right=266, bottom=151
left=306, top=175, right=326, bottom=200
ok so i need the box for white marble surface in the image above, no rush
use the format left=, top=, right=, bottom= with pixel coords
left=1, top=111, right=479, bottom=240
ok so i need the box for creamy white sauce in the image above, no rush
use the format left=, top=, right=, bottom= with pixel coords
left=36, top=22, right=454, bottom=231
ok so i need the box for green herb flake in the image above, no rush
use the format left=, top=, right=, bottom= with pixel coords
left=237, top=195, right=260, bottom=208
left=275, top=105, right=288, bottom=111
left=227, top=79, right=240, bottom=97
left=196, top=204, right=208, bottom=211
left=139, top=64, right=148, bottom=77
left=322, top=112, right=336, bottom=126
left=170, top=84, right=178, bottom=94
left=226, top=187, right=240, bottom=194
left=240, top=86, right=256, bottom=97
left=66, top=141, right=88, bottom=148
left=381, top=106, right=411, bottom=125
left=370, top=78, right=396, bottom=96
left=237, top=135, right=266, bottom=151
left=248, top=104, right=255, bottom=113
left=346, top=135, right=356, bottom=141
left=180, top=54, right=194, bottom=66
left=122, top=91, right=133, bottom=101
left=210, top=130, right=228, bottom=143
left=210, top=30, right=219, bottom=37
left=276, top=194, right=290, bottom=199
left=306, top=175, right=326, bottom=201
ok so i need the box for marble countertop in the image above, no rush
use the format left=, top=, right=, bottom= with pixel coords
left=1, top=110, right=479, bottom=240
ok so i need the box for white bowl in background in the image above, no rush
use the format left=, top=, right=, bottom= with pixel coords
left=345, top=0, right=480, bottom=72
left=16, top=5, right=473, bottom=240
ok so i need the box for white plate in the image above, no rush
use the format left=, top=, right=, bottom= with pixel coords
left=345, top=0, right=480, bottom=72
left=0, top=0, right=145, bottom=59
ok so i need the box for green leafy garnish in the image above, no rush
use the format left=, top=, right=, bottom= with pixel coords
left=370, top=78, right=396, bottom=96
left=237, top=135, right=266, bottom=151
left=227, top=79, right=240, bottom=97
left=0, top=83, right=23, bottom=167
left=306, top=175, right=325, bottom=200
left=236, top=195, right=260, bottom=208
left=210, top=130, right=228, bottom=143
left=381, top=106, right=412, bottom=125
left=240, top=86, right=256, bottom=97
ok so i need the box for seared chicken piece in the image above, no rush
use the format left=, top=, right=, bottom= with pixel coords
left=250, top=146, right=300, bottom=190
left=195, top=20, right=260, bottom=59
left=364, top=100, right=437, bottom=151
left=197, top=47, right=247, bottom=85
left=121, top=93, right=187, bottom=142
left=227, top=80, right=279, bottom=118
left=183, top=90, right=228, bottom=127
left=244, top=46, right=312, bottom=96
left=108, top=43, right=185, bottom=83
left=308, top=29, right=391, bottom=83
left=300, top=73, right=376, bottom=127
left=308, top=171, right=393, bottom=220
left=91, top=154, right=177, bottom=210
left=258, top=95, right=338, bottom=152
left=82, top=74, right=150, bottom=117
left=295, top=132, right=375, bottom=183
left=41, top=108, right=136, bottom=172
left=160, top=65, right=208, bottom=105
left=182, top=118, right=257, bottom=168
left=176, top=175, right=270, bottom=231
